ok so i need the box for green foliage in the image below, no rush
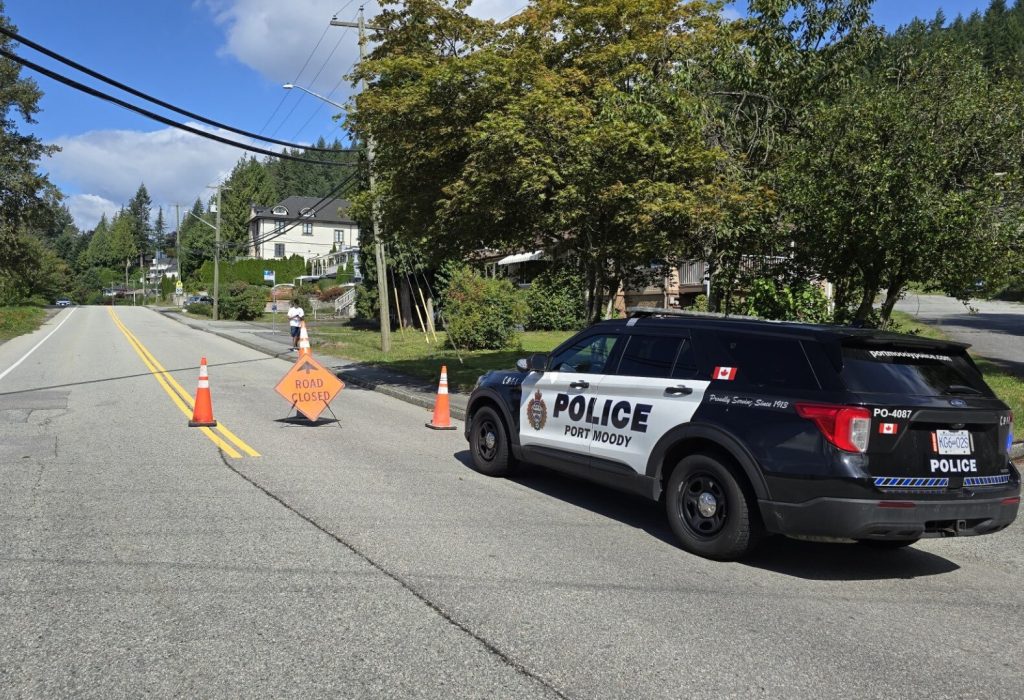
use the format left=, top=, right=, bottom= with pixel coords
left=442, top=266, right=525, bottom=350
left=185, top=301, right=213, bottom=317
left=159, top=275, right=174, bottom=299
left=218, top=281, right=266, bottom=321
left=744, top=279, right=831, bottom=323
left=524, top=266, right=586, bottom=331
left=689, top=294, right=709, bottom=312
left=221, top=156, right=275, bottom=254
left=0, top=306, right=46, bottom=340
left=195, top=255, right=307, bottom=286
left=354, top=284, right=379, bottom=324
left=126, top=183, right=152, bottom=254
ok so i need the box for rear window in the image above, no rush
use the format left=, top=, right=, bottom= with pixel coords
left=713, top=334, right=820, bottom=391
left=840, top=346, right=991, bottom=396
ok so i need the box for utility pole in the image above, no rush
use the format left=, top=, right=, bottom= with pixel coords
left=331, top=8, right=390, bottom=352
left=214, top=184, right=222, bottom=321
left=175, top=203, right=181, bottom=299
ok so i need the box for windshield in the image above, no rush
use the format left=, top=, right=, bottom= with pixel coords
left=840, top=346, right=992, bottom=396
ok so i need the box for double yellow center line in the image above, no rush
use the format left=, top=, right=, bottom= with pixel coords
left=108, top=307, right=260, bottom=459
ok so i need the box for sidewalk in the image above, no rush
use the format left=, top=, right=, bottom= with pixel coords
left=158, top=309, right=468, bottom=420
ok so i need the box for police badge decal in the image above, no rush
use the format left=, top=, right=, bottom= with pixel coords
left=527, top=390, right=547, bottom=430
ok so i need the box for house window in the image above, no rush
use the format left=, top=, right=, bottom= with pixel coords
left=274, top=221, right=285, bottom=232
left=300, top=208, right=314, bottom=218
left=302, top=223, right=313, bottom=235
left=272, top=206, right=288, bottom=216
left=334, top=229, right=343, bottom=244
left=274, top=243, right=285, bottom=257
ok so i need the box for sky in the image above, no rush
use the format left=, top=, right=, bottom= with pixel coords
left=3, top=0, right=998, bottom=231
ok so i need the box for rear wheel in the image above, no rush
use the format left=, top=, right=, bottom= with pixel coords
left=469, top=406, right=514, bottom=477
left=666, top=453, right=760, bottom=561
left=857, top=538, right=920, bottom=549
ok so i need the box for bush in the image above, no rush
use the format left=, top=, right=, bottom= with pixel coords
left=525, top=266, right=586, bottom=331
left=218, top=281, right=267, bottom=321
left=443, top=266, right=526, bottom=350
left=745, top=279, right=830, bottom=323
left=185, top=302, right=213, bottom=316
left=195, top=255, right=307, bottom=287
left=319, top=286, right=347, bottom=302
left=354, top=284, right=379, bottom=325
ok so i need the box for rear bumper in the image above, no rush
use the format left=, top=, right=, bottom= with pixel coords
left=760, top=490, right=1020, bottom=540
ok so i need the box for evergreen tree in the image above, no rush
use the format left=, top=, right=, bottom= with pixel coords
left=153, top=206, right=167, bottom=254
left=84, top=214, right=111, bottom=267
left=180, top=198, right=214, bottom=280
left=221, top=156, right=274, bottom=256
left=107, top=211, right=139, bottom=264
left=126, top=183, right=152, bottom=256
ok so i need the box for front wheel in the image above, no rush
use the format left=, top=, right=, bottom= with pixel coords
left=666, top=453, right=760, bottom=561
left=469, top=406, right=514, bottom=477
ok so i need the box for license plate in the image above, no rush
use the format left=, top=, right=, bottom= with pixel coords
left=934, top=429, right=972, bottom=455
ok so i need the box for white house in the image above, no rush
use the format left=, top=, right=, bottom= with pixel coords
left=248, top=197, right=360, bottom=278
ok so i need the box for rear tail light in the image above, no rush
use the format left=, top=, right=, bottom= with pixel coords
left=796, top=403, right=871, bottom=453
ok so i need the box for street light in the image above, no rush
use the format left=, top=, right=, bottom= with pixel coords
left=282, top=83, right=345, bottom=110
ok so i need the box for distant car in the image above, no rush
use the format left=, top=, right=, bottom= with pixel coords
left=55, top=298, right=72, bottom=307
left=185, top=295, right=213, bottom=305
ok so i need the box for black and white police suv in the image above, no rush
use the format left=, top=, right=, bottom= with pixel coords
left=464, top=308, right=1020, bottom=560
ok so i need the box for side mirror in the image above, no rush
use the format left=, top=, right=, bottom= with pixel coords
left=516, top=358, right=528, bottom=372
left=528, top=353, right=549, bottom=372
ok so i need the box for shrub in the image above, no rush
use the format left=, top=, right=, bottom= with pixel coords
left=524, top=266, right=586, bottom=331
left=354, top=284, right=379, bottom=325
left=319, top=286, right=346, bottom=302
left=443, top=266, right=526, bottom=350
left=185, top=302, right=212, bottom=316
left=218, top=281, right=267, bottom=321
left=745, top=279, right=830, bottom=323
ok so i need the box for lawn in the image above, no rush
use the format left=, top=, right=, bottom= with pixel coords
left=310, top=325, right=574, bottom=391
left=890, top=311, right=1024, bottom=419
left=0, top=306, right=47, bottom=342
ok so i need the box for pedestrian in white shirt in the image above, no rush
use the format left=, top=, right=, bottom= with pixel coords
left=287, top=299, right=305, bottom=350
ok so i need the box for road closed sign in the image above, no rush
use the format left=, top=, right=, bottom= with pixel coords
left=274, top=355, right=344, bottom=421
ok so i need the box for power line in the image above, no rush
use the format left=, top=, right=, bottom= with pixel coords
left=269, top=25, right=350, bottom=138
left=249, top=170, right=361, bottom=250
left=0, top=25, right=343, bottom=154
left=0, top=47, right=358, bottom=167
left=256, top=23, right=332, bottom=137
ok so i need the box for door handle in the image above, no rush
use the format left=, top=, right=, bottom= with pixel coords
left=664, top=385, right=693, bottom=396
left=569, top=380, right=590, bottom=390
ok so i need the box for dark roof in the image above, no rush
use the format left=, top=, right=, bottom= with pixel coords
left=593, top=313, right=970, bottom=350
left=250, top=196, right=354, bottom=224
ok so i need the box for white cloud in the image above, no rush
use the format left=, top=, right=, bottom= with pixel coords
left=47, top=124, right=241, bottom=230
left=201, top=0, right=529, bottom=100
left=65, top=194, right=119, bottom=231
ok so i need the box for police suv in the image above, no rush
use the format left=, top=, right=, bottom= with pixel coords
left=464, top=308, right=1020, bottom=560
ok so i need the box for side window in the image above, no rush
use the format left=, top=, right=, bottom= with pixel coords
left=671, top=338, right=698, bottom=379
left=616, top=335, right=682, bottom=379
left=550, top=334, right=620, bottom=374
left=715, top=334, right=819, bottom=390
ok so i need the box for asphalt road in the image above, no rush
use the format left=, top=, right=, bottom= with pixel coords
left=1, top=306, right=1022, bottom=698
left=896, top=293, right=1024, bottom=374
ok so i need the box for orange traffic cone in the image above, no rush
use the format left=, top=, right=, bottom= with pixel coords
left=188, top=356, right=218, bottom=427
left=297, top=321, right=311, bottom=357
left=426, top=365, right=457, bottom=430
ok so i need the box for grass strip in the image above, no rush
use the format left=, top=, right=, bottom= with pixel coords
left=0, top=306, right=47, bottom=342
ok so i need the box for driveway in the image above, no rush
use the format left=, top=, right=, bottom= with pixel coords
left=896, top=293, right=1024, bottom=376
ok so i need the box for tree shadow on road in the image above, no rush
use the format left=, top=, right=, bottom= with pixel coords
left=454, top=450, right=961, bottom=581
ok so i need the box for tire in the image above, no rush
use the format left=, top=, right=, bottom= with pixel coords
left=857, top=538, right=920, bottom=550
left=665, top=453, right=761, bottom=561
left=469, top=406, right=514, bottom=477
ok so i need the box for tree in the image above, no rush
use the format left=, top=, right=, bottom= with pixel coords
left=179, top=198, right=213, bottom=280
left=351, top=0, right=756, bottom=321
left=126, top=183, right=152, bottom=255
left=84, top=214, right=112, bottom=267
left=779, top=31, right=1024, bottom=324
left=221, top=156, right=274, bottom=255
left=107, top=211, right=139, bottom=265
left=153, top=206, right=167, bottom=254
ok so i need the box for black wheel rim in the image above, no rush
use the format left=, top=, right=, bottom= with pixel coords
left=679, top=471, right=727, bottom=538
left=475, top=418, right=498, bottom=462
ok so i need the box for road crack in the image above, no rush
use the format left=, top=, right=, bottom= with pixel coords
left=214, top=450, right=571, bottom=699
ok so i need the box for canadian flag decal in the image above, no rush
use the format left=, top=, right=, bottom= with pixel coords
left=879, top=423, right=899, bottom=435
left=713, top=366, right=737, bottom=381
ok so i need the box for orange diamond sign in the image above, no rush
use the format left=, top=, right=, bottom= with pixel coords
left=275, top=355, right=345, bottom=421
